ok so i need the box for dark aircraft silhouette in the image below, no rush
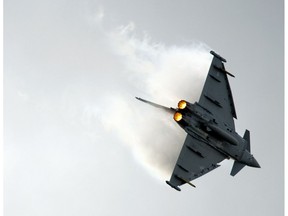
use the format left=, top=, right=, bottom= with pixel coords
left=136, top=51, right=260, bottom=191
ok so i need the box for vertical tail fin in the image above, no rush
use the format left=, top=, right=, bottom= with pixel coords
left=230, top=129, right=250, bottom=176
left=243, top=129, right=250, bottom=152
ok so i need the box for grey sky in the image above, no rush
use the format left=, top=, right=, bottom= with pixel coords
left=4, top=0, right=284, bottom=216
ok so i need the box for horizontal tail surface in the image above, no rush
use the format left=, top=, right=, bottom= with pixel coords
left=230, top=161, right=246, bottom=176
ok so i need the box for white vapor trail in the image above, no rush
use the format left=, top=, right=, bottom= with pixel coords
left=97, top=21, right=212, bottom=180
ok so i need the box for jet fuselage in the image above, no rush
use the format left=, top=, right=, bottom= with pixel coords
left=174, top=100, right=260, bottom=168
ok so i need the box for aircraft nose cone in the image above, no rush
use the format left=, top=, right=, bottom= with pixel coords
left=251, top=157, right=261, bottom=168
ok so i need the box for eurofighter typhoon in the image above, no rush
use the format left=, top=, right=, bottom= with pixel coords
left=136, top=51, right=260, bottom=191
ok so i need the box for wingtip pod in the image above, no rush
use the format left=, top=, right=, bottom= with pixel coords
left=166, top=181, right=181, bottom=191
left=210, top=50, right=227, bottom=62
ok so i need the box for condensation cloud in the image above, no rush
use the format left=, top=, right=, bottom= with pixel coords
left=98, top=21, right=212, bottom=180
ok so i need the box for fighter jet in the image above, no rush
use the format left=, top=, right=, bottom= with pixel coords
left=136, top=51, right=260, bottom=191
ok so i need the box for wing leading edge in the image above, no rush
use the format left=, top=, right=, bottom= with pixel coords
left=199, top=51, right=236, bottom=130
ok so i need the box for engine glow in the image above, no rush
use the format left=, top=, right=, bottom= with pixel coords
left=174, top=112, right=183, bottom=122
left=178, top=100, right=187, bottom=109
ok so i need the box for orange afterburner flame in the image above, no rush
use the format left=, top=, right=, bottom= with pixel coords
left=178, top=100, right=187, bottom=109
left=174, top=112, right=183, bottom=122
